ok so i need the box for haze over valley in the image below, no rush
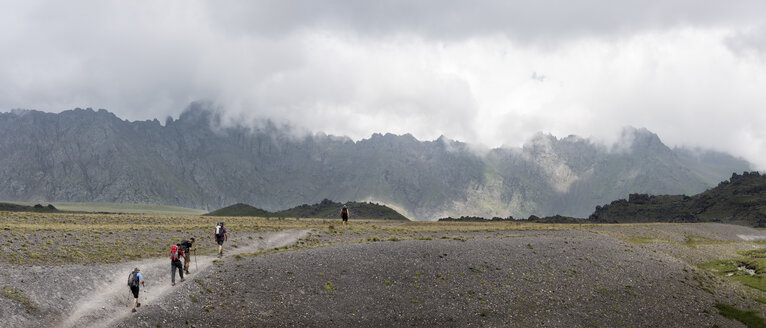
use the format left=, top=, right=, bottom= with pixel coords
left=0, top=105, right=752, bottom=220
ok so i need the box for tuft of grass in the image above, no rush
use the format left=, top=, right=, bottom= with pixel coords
left=324, top=281, right=335, bottom=292
left=701, top=260, right=740, bottom=276
left=683, top=235, right=725, bottom=247
left=626, top=237, right=664, bottom=244
left=702, top=248, right=766, bottom=292
left=733, top=275, right=766, bottom=292
left=1, top=286, right=36, bottom=313
left=714, top=303, right=766, bottom=328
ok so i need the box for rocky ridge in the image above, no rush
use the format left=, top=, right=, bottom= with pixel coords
left=0, top=105, right=752, bottom=220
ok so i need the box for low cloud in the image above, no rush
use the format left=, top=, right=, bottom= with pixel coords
left=1, top=1, right=765, bottom=169
left=725, top=24, right=766, bottom=58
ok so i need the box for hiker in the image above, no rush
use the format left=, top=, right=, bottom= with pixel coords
left=180, top=238, right=196, bottom=274
left=127, top=267, right=144, bottom=313
left=170, top=244, right=185, bottom=286
left=340, top=205, right=349, bottom=225
left=214, top=222, right=228, bottom=257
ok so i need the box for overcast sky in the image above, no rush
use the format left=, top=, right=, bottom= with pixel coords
left=2, top=1, right=765, bottom=169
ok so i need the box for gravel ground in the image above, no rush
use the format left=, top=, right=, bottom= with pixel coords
left=3, top=223, right=766, bottom=327
left=0, top=229, right=311, bottom=328
left=115, top=229, right=755, bottom=327
left=592, top=223, right=766, bottom=265
left=592, top=223, right=766, bottom=243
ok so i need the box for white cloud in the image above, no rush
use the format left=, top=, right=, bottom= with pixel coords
left=1, top=1, right=765, bottom=169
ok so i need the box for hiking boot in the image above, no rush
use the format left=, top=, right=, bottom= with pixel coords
left=185, top=270, right=190, bottom=274
left=180, top=278, right=185, bottom=282
left=131, top=308, right=137, bottom=313
left=172, top=282, right=176, bottom=286
left=136, top=303, right=141, bottom=307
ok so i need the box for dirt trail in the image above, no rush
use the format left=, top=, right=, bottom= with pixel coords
left=57, top=229, right=311, bottom=328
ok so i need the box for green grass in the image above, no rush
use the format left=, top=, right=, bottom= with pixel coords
left=1, top=286, right=36, bottom=313
left=715, top=303, right=766, bottom=328
left=700, top=260, right=740, bottom=276
left=626, top=237, right=664, bottom=244
left=625, top=235, right=727, bottom=247
left=701, top=248, right=766, bottom=292
left=733, top=275, right=766, bottom=292
left=683, top=235, right=726, bottom=247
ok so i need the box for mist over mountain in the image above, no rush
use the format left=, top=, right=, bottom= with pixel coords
left=0, top=105, right=752, bottom=220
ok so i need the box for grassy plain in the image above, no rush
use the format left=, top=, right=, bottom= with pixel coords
left=2, top=211, right=765, bottom=268
left=3, top=201, right=207, bottom=215
left=0, top=211, right=580, bottom=265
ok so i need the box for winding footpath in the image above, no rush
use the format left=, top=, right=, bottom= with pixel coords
left=58, top=229, right=311, bottom=328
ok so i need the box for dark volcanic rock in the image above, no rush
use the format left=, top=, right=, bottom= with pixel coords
left=589, top=171, right=766, bottom=226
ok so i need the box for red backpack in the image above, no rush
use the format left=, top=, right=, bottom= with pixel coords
left=170, top=245, right=181, bottom=260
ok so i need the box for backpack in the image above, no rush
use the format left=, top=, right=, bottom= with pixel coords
left=180, top=240, right=190, bottom=253
left=170, top=245, right=181, bottom=261
left=215, top=225, right=223, bottom=238
left=127, top=272, right=138, bottom=287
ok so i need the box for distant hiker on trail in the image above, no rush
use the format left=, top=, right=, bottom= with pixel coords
left=127, top=267, right=144, bottom=313
left=180, top=238, right=196, bottom=274
left=340, top=205, right=349, bottom=226
left=214, top=222, right=228, bottom=257
left=170, top=244, right=185, bottom=286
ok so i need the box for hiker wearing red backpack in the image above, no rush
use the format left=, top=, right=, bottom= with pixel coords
left=170, top=244, right=185, bottom=286
left=214, top=222, right=228, bottom=258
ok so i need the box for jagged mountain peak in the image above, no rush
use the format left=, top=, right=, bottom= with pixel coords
left=617, top=126, right=665, bottom=151
left=0, top=107, right=753, bottom=220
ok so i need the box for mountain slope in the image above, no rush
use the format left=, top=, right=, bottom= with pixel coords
left=273, top=199, right=409, bottom=220
left=589, top=171, right=766, bottom=226
left=204, top=203, right=272, bottom=217
left=205, top=199, right=409, bottom=220
left=0, top=106, right=752, bottom=220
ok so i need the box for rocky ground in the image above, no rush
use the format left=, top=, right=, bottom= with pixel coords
left=121, top=225, right=764, bottom=327
left=0, top=229, right=311, bottom=328
left=2, top=222, right=766, bottom=327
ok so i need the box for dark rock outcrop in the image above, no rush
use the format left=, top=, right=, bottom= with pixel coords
left=589, top=172, right=766, bottom=226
